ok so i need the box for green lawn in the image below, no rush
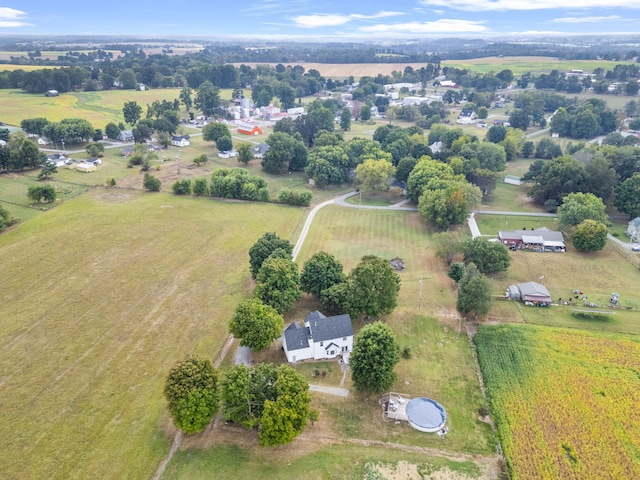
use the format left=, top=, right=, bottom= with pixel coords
left=293, top=207, right=495, bottom=454
left=0, top=189, right=304, bottom=480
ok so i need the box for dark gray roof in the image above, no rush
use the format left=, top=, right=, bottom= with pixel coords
left=304, top=310, right=326, bottom=323
left=306, top=312, right=353, bottom=343
left=283, top=322, right=310, bottom=351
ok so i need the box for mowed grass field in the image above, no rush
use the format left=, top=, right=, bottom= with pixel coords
left=277, top=207, right=492, bottom=452
left=0, top=189, right=304, bottom=480
left=476, top=324, right=640, bottom=479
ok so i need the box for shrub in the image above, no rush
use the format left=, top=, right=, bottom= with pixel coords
left=172, top=179, right=191, bottom=195
left=278, top=188, right=313, bottom=206
left=143, top=173, right=161, bottom=192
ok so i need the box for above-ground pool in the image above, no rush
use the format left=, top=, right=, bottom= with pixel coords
left=405, top=397, right=447, bottom=432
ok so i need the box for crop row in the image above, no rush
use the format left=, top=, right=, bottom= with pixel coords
left=476, top=324, right=640, bottom=480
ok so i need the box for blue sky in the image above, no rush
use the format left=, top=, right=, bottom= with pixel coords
left=1, top=1, right=640, bottom=38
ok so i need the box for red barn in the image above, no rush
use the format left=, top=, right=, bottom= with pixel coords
left=237, top=122, right=263, bottom=136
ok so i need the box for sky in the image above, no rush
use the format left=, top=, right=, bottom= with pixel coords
left=1, top=1, right=640, bottom=39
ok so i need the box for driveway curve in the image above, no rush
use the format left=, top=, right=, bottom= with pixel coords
left=292, top=192, right=416, bottom=261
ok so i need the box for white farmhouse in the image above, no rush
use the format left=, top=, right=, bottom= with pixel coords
left=282, top=311, right=354, bottom=364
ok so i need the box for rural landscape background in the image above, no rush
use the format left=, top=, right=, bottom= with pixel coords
left=1, top=28, right=640, bottom=480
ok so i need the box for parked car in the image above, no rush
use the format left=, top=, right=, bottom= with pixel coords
left=632, top=245, right=640, bottom=251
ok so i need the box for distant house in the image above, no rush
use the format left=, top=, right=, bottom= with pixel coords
left=499, top=227, right=565, bottom=252
left=46, top=153, right=67, bottom=167
left=253, top=143, right=270, bottom=159
left=171, top=135, right=190, bottom=147
left=282, top=310, right=354, bottom=364
left=456, top=109, right=476, bottom=124
left=628, top=217, right=640, bottom=242
left=437, top=80, right=458, bottom=88
left=45, top=90, right=59, bottom=97
left=218, top=150, right=238, bottom=159
left=237, top=122, right=263, bottom=136
left=493, top=120, right=511, bottom=127
left=120, top=146, right=133, bottom=157
left=117, top=130, right=134, bottom=142
left=507, top=282, right=552, bottom=305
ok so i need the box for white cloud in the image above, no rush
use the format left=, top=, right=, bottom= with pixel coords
left=350, top=11, right=404, bottom=20
left=551, top=15, right=622, bottom=23
left=419, top=0, right=639, bottom=12
left=360, top=19, right=488, bottom=34
left=292, top=10, right=404, bottom=28
left=292, top=14, right=351, bottom=28
left=0, top=7, right=30, bottom=27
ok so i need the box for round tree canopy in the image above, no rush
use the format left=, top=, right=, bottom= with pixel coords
left=405, top=397, right=447, bottom=433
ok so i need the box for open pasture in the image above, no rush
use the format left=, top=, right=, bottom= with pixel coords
left=0, top=189, right=303, bottom=479
left=0, top=88, right=186, bottom=127
left=476, top=324, right=640, bottom=480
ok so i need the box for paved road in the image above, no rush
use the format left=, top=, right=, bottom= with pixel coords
left=608, top=233, right=639, bottom=251
left=468, top=213, right=481, bottom=239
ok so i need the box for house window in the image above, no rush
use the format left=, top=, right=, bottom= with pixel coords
left=342, top=346, right=348, bottom=352
left=320, top=342, right=323, bottom=346
left=330, top=350, right=335, bottom=355
left=343, top=337, right=347, bottom=341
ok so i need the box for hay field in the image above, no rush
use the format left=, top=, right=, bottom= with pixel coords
left=234, top=56, right=635, bottom=78
left=0, top=189, right=303, bottom=480
left=0, top=64, right=49, bottom=71
left=0, top=88, right=183, bottom=127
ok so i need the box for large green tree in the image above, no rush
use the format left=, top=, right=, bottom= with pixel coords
left=350, top=322, right=400, bottom=394
left=27, top=184, right=56, bottom=203
left=557, top=192, right=608, bottom=229
left=456, top=264, right=493, bottom=320
left=300, top=251, right=346, bottom=297
left=347, top=255, right=401, bottom=319
left=262, top=132, right=307, bottom=174
left=179, top=87, right=193, bottom=111
left=123, top=101, right=142, bottom=126
left=462, top=238, right=510, bottom=274
left=195, top=81, right=221, bottom=116
left=253, top=257, right=301, bottom=314
left=355, top=159, right=395, bottom=193
left=572, top=219, right=608, bottom=252
left=229, top=298, right=284, bottom=350
left=614, top=173, right=640, bottom=219
left=236, top=142, right=254, bottom=165
left=220, top=364, right=313, bottom=445
left=203, top=122, right=231, bottom=143
left=163, top=355, right=219, bottom=434
left=418, top=180, right=482, bottom=230
left=248, top=232, right=293, bottom=279
left=406, top=157, right=454, bottom=202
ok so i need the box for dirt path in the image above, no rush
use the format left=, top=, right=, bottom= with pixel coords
left=152, top=334, right=235, bottom=480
